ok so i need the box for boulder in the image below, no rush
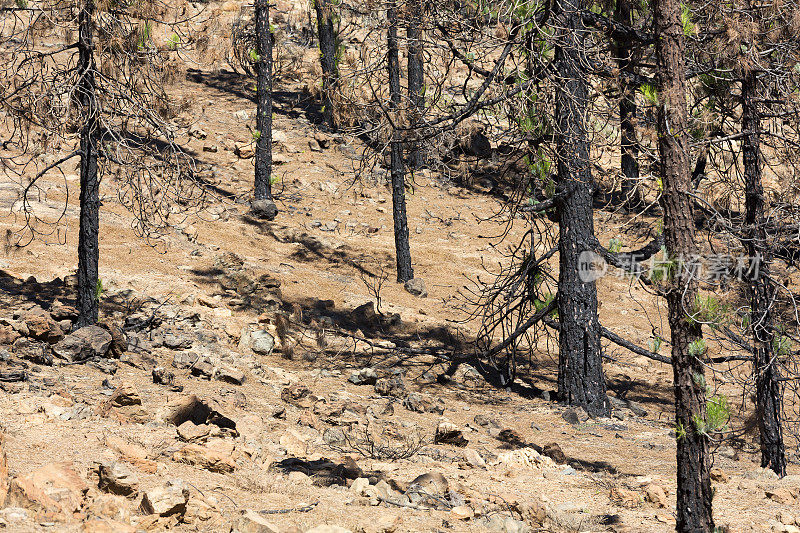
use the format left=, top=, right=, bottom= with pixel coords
left=561, top=407, right=589, bottom=425
left=139, top=481, right=189, bottom=517
left=24, top=313, right=63, bottom=343
left=348, top=368, right=378, bottom=386
left=52, top=326, right=112, bottom=362
left=172, top=444, right=236, bottom=473
left=7, top=462, right=88, bottom=517
left=403, top=278, right=427, bottom=298
left=97, top=460, right=138, bottom=496
left=250, top=200, right=278, bottom=221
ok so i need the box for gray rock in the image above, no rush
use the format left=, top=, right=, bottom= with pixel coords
left=249, top=329, right=275, bottom=355
left=215, top=365, right=245, bottom=385
left=348, top=367, right=378, bottom=385
left=97, top=460, right=139, bottom=496
left=403, top=278, right=427, bottom=298
left=52, top=326, right=112, bottom=362
left=237, top=510, right=281, bottom=533
left=374, top=375, right=406, bottom=398
left=561, top=406, right=589, bottom=425
left=403, top=392, right=445, bottom=414
left=172, top=351, right=199, bottom=369
left=476, top=515, right=531, bottom=533
left=163, top=332, right=193, bottom=350
left=250, top=199, right=278, bottom=221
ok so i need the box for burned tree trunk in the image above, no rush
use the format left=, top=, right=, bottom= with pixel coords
left=654, top=0, right=714, bottom=527
left=742, top=70, right=786, bottom=478
left=613, top=0, right=641, bottom=210
left=76, top=0, right=100, bottom=327
left=253, top=0, right=274, bottom=205
left=407, top=0, right=425, bottom=169
left=388, top=1, right=414, bottom=283
left=553, top=0, right=609, bottom=417
left=314, top=0, right=338, bottom=131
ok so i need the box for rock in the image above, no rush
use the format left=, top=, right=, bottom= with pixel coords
left=348, top=368, right=378, bottom=385
left=173, top=444, right=236, bottom=473
left=777, top=511, right=797, bottom=527
left=7, top=462, right=88, bottom=516
left=108, top=380, right=141, bottom=407
left=450, top=505, right=474, bottom=520
left=408, top=472, right=449, bottom=499
left=250, top=329, right=276, bottom=355
left=139, top=481, right=189, bottom=517
left=542, top=442, right=567, bottom=464
left=403, top=278, right=427, bottom=297
left=250, top=200, right=278, bottom=221
left=351, top=477, right=370, bottom=496
left=163, top=332, right=193, bottom=350
left=87, top=493, right=132, bottom=523
left=711, top=468, right=729, bottom=483
left=50, top=301, right=79, bottom=321
left=353, top=302, right=377, bottom=325
left=155, top=394, right=237, bottom=430
left=561, top=407, right=589, bottom=425
left=308, top=139, right=323, bottom=152
left=279, top=429, right=309, bottom=456
left=215, top=365, right=245, bottom=385
left=237, top=509, right=281, bottom=533
left=172, top=352, right=198, bottom=369
left=97, top=461, right=138, bottom=496
left=462, top=448, right=486, bottom=469
left=183, top=495, right=221, bottom=525
left=305, top=526, right=352, bottom=533
left=98, top=322, right=127, bottom=356
left=474, top=414, right=502, bottom=428
left=766, top=488, right=796, bottom=504
left=24, top=313, right=63, bottom=343
left=610, top=487, right=643, bottom=507
left=52, top=326, right=112, bottom=361
left=403, top=392, right=444, bottom=414
left=374, top=375, right=406, bottom=398
left=177, top=422, right=217, bottom=443
left=644, top=484, right=668, bottom=507
left=366, top=513, right=401, bottom=533
left=235, top=142, right=255, bottom=158
left=234, top=109, right=250, bottom=121
left=281, top=383, right=313, bottom=408
left=191, top=357, right=215, bottom=379
left=435, top=421, right=468, bottom=447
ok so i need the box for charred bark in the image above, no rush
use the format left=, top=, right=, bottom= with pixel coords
left=613, top=0, right=641, bottom=210
left=254, top=0, right=274, bottom=203
left=314, top=0, right=339, bottom=131
left=654, top=0, right=714, bottom=527
left=76, top=0, right=100, bottom=327
left=407, top=0, right=425, bottom=169
left=553, top=0, right=609, bottom=417
left=742, top=70, right=786, bottom=478
left=388, top=0, right=413, bottom=283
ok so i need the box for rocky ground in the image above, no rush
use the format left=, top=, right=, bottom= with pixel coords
left=1, top=1, right=800, bottom=531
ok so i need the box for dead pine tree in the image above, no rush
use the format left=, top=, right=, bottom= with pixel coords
left=1, top=0, right=204, bottom=327
left=387, top=0, right=414, bottom=283
left=314, top=0, right=340, bottom=131
left=251, top=0, right=278, bottom=220
left=654, top=0, right=714, bottom=526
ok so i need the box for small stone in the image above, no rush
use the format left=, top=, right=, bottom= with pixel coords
left=766, top=488, right=796, bottom=504
left=97, top=460, right=138, bottom=496
left=237, top=509, right=281, bottom=533
left=235, top=142, right=255, bottom=158
left=435, top=421, right=468, bottom=447
left=462, top=448, right=486, bottom=469
left=250, top=329, right=276, bottom=354
left=351, top=477, right=370, bottom=496
left=450, top=505, right=474, bottom=520
left=644, top=484, right=668, bottom=507
left=215, top=365, right=245, bottom=385
left=250, top=200, right=278, bottom=221
left=172, top=352, right=198, bottom=369
left=403, top=278, right=427, bottom=298
left=542, top=442, right=567, bottom=464
left=561, top=407, right=589, bottom=425
left=139, top=481, right=189, bottom=517
left=348, top=368, right=378, bottom=385
left=172, top=444, right=236, bottom=473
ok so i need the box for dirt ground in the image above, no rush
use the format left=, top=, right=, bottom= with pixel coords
left=1, top=2, right=799, bottom=532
